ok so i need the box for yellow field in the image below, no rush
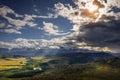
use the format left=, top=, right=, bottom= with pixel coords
left=0, top=58, right=27, bottom=70
left=31, top=56, right=51, bottom=63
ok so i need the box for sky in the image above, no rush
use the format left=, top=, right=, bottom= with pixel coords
left=0, top=0, right=120, bottom=53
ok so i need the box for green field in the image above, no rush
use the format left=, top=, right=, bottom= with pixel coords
left=0, top=57, right=50, bottom=79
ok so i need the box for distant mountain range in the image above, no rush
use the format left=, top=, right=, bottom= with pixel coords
left=48, top=52, right=114, bottom=64
left=0, top=47, right=119, bottom=64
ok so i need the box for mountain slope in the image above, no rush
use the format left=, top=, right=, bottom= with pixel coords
left=48, top=52, right=114, bottom=64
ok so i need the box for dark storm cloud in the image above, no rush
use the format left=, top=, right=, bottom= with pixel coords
left=77, top=17, right=120, bottom=48
left=109, top=6, right=120, bottom=13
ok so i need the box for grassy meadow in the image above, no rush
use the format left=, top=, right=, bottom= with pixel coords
left=0, top=56, right=50, bottom=79
left=0, top=58, right=27, bottom=70
left=0, top=56, right=120, bottom=80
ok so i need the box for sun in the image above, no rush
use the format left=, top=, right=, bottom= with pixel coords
left=80, top=0, right=107, bottom=19
left=89, top=4, right=98, bottom=13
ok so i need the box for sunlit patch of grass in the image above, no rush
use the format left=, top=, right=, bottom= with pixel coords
left=31, top=56, right=51, bottom=63
left=95, top=65, right=111, bottom=72
left=0, top=58, right=27, bottom=70
left=0, top=65, right=23, bottom=70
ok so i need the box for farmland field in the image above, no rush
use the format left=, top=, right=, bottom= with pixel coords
left=31, top=56, right=52, bottom=63
left=0, top=58, right=27, bottom=70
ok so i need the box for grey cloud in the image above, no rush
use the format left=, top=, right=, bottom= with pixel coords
left=0, top=22, right=5, bottom=28
left=77, top=18, right=120, bottom=48
left=108, top=6, right=120, bottom=13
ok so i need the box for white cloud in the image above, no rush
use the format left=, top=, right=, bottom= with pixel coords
left=0, top=5, right=37, bottom=34
left=24, top=14, right=34, bottom=21
left=54, top=0, right=120, bottom=25
left=4, top=16, right=26, bottom=29
left=41, top=21, right=59, bottom=35
left=74, top=41, right=112, bottom=52
left=107, top=0, right=120, bottom=8
left=4, top=15, right=37, bottom=28
left=49, top=46, right=60, bottom=49
left=71, top=24, right=80, bottom=32
left=24, top=13, right=58, bottom=19
left=0, top=5, right=57, bottom=34
left=39, top=21, right=70, bottom=35
left=0, top=41, right=18, bottom=49
left=36, top=13, right=58, bottom=18
left=0, top=36, right=69, bottom=49
left=0, top=38, right=64, bottom=49
left=4, top=29, right=22, bottom=34
left=54, top=2, right=98, bottom=31
left=0, top=38, right=33, bottom=49
left=0, top=6, right=21, bottom=17
left=14, top=38, right=32, bottom=48
left=27, top=22, right=37, bottom=27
